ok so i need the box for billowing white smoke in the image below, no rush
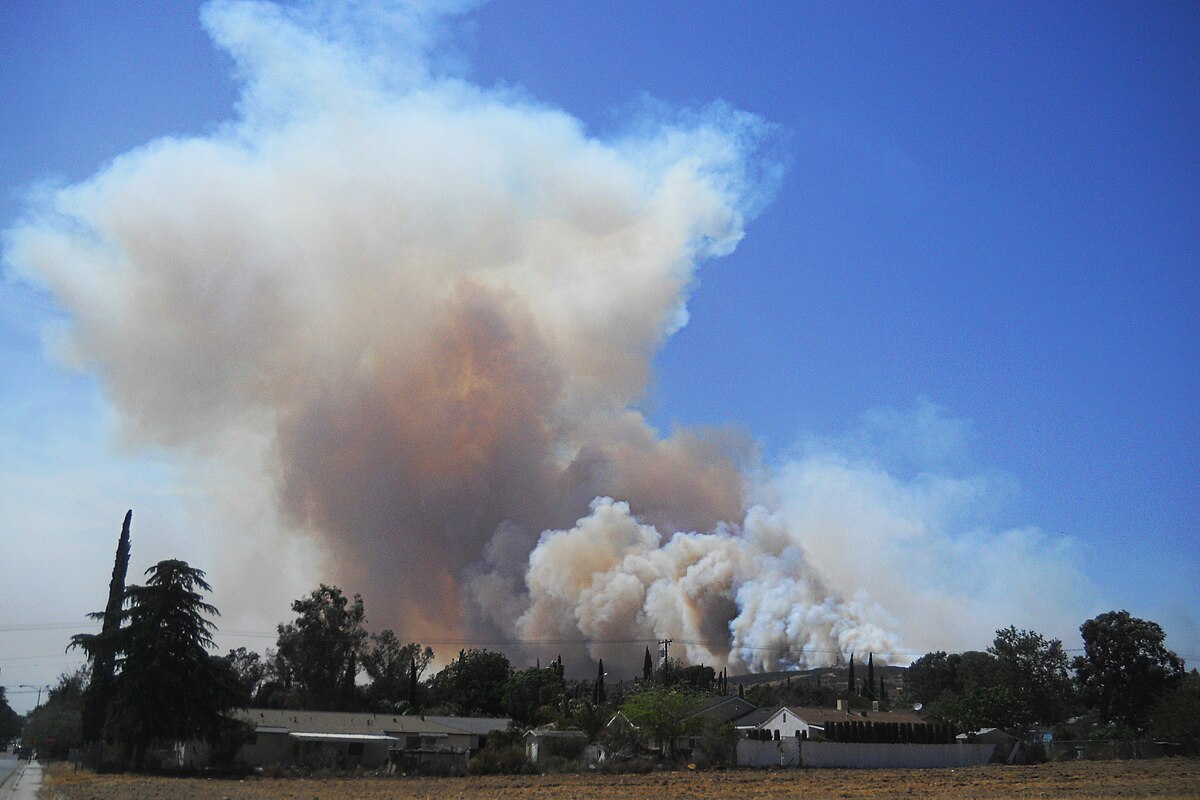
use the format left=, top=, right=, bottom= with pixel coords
left=6, top=0, right=1093, bottom=673
left=484, top=497, right=898, bottom=673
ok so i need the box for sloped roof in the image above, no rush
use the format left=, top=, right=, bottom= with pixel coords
left=424, top=715, right=511, bottom=736
left=769, top=706, right=939, bottom=726
left=732, top=706, right=779, bottom=729
left=686, top=695, right=759, bottom=723
left=524, top=728, right=588, bottom=739
left=231, top=708, right=466, bottom=737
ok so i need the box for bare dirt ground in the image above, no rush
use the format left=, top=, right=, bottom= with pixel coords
left=40, top=758, right=1200, bottom=800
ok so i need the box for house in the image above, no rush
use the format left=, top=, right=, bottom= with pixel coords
left=673, top=695, right=760, bottom=757
left=735, top=704, right=989, bottom=768
left=423, top=716, right=511, bottom=755
left=754, top=706, right=824, bottom=741
left=229, top=708, right=505, bottom=770
left=730, top=706, right=777, bottom=734
left=687, top=695, right=758, bottom=725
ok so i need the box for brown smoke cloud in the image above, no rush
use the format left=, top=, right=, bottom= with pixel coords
left=6, top=1, right=1095, bottom=673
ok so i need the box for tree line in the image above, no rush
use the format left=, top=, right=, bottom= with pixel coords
left=15, top=511, right=1197, bottom=770
left=902, top=616, right=1197, bottom=739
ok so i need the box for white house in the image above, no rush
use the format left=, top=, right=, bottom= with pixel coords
left=756, top=706, right=823, bottom=741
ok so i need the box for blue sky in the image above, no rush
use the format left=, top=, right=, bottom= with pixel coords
left=1, top=1, right=1197, bottom=712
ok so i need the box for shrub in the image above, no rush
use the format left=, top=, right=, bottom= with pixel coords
left=468, top=745, right=534, bottom=775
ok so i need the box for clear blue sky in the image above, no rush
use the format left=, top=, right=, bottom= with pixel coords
left=1, top=1, right=1196, bottom=711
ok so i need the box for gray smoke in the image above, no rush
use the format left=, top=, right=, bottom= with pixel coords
left=6, top=0, right=1093, bottom=673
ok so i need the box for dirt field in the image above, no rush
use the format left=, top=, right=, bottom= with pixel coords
left=41, top=759, right=1200, bottom=800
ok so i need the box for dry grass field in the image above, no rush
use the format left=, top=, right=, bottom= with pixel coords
left=40, top=759, right=1200, bottom=800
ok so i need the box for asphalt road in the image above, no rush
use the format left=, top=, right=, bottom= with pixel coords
left=0, top=753, right=17, bottom=789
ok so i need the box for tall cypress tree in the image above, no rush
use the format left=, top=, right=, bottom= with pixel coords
left=80, top=510, right=133, bottom=743
left=594, top=659, right=606, bottom=704
left=643, top=647, right=653, bottom=681
left=867, top=653, right=876, bottom=700
left=847, top=653, right=856, bottom=696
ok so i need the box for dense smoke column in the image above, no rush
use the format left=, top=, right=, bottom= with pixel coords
left=6, top=0, right=961, bottom=673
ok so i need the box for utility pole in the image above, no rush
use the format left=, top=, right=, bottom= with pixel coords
left=657, top=638, right=673, bottom=684
left=19, top=684, right=48, bottom=708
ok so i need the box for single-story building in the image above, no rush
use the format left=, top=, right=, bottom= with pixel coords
left=424, top=715, right=511, bottom=755
left=229, top=708, right=505, bottom=769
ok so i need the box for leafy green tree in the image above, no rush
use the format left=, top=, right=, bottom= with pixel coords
left=215, top=647, right=266, bottom=706
left=74, top=560, right=243, bottom=768
left=0, top=687, right=24, bottom=743
left=502, top=666, right=564, bottom=725
left=1148, top=669, right=1200, bottom=739
left=694, top=717, right=738, bottom=767
left=988, top=626, right=1075, bottom=726
left=1074, top=610, right=1184, bottom=733
left=428, top=649, right=512, bottom=716
left=565, top=697, right=609, bottom=742
left=904, top=651, right=957, bottom=705
left=361, top=631, right=433, bottom=710
left=935, top=682, right=1025, bottom=732
left=273, top=584, right=367, bottom=710
left=21, top=668, right=88, bottom=758
left=620, top=686, right=699, bottom=758
left=906, top=649, right=1029, bottom=732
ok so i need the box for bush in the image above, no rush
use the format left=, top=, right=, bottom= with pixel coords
left=468, top=745, right=534, bottom=775
left=544, top=735, right=586, bottom=760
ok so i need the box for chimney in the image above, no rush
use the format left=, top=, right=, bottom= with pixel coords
left=837, top=699, right=845, bottom=712
left=872, top=701, right=880, bottom=712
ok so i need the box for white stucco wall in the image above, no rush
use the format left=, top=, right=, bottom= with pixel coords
left=736, top=738, right=801, bottom=767
left=737, top=740, right=996, bottom=769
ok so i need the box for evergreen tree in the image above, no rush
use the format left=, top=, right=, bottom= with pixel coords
left=81, top=510, right=132, bottom=743
left=643, top=647, right=654, bottom=681
left=594, top=659, right=607, bottom=704
left=847, top=653, right=856, bottom=696
left=75, top=560, right=242, bottom=768
left=867, top=653, right=876, bottom=699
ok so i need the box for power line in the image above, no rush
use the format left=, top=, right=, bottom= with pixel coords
left=4, top=621, right=1196, bottom=661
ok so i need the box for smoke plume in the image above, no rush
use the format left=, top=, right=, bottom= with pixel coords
left=6, top=0, right=1092, bottom=672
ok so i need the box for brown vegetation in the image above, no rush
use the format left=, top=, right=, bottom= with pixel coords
left=42, top=758, right=1200, bottom=800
